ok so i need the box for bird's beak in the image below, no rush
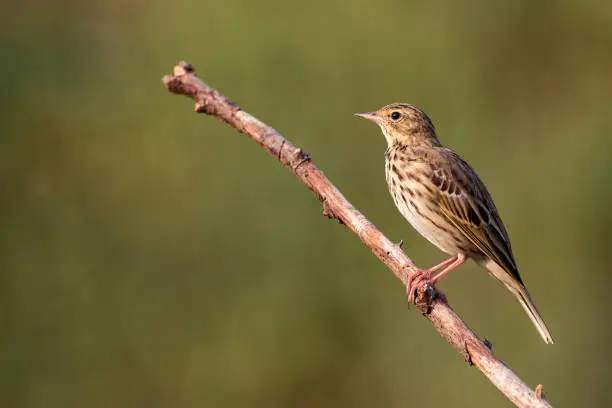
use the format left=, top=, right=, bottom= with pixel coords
left=354, top=111, right=381, bottom=124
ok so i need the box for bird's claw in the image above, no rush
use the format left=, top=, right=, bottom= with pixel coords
left=406, top=269, right=432, bottom=304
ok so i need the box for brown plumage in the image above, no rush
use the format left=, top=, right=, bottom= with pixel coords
left=356, top=103, right=553, bottom=344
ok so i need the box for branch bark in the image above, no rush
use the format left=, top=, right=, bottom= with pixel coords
left=162, top=61, right=552, bottom=408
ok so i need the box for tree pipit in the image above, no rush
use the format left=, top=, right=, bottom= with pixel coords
left=356, top=104, right=553, bottom=344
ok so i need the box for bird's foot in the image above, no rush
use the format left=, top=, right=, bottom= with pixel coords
left=406, top=268, right=433, bottom=304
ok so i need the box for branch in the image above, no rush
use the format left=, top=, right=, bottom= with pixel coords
left=162, top=61, right=553, bottom=408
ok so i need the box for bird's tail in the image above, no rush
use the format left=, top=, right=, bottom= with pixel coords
left=504, top=281, right=554, bottom=344
left=480, top=259, right=554, bottom=344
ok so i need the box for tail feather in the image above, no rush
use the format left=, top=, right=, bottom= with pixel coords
left=480, top=259, right=554, bottom=344
left=504, top=282, right=554, bottom=344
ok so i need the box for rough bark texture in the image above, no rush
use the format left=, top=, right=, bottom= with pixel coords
left=162, top=61, right=553, bottom=408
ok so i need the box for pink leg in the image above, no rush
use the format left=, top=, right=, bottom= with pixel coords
left=430, top=253, right=466, bottom=284
left=406, top=256, right=458, bottom=302
left=425, top=256, right=459, bottom=275
left=406, top=253, right=467, bottom=303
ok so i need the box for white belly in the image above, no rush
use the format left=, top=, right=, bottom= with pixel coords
left=386, top=166, right=462, bottom=256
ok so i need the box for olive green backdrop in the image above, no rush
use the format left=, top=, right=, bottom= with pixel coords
left=2, top=1, right=611, bottom=407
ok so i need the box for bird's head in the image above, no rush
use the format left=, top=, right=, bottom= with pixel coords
left=355, top=103, right=439, bottom=147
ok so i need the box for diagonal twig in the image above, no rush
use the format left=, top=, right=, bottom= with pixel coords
left=162, top=61, right=552, bottom=408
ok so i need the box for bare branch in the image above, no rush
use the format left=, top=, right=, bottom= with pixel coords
left=162, top=61, right=553, bottom=408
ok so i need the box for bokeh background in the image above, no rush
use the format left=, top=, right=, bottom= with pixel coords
left=2, top=1, right=611, bottom=407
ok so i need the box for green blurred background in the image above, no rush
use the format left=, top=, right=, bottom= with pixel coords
left=2, top=0, right=611, bottom=406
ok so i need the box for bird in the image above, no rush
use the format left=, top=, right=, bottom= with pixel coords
left=355, top=103, right=553, bottom=344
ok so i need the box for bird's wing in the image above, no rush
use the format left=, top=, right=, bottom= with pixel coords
left=431, top=149, right=523, bottom=284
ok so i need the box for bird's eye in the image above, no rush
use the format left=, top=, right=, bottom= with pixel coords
left=391, top=111, right=401, bottom=120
